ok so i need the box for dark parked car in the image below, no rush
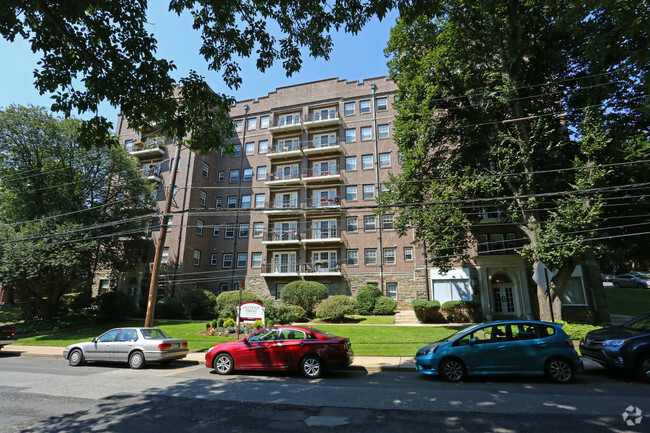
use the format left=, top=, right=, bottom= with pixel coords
left=580, top=313, right=650, bottom=382
left=205, top=326, right=353, bottom=378
left=415, top=320, right=583, bottom=383
left=611, top=273, right=650, bottom=289
left=0, top=325, right=15, bottom=350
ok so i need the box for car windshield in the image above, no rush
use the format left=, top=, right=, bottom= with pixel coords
left=623, top=314, right=650, bottom=332
left=140, top=328, right=172, bottom=339
left=438, top=325, right=479, bottom=343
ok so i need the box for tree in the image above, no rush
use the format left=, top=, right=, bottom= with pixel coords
left=0, top=105, right=152, bottom=318
left=383, top=0, right=649, bottom=320
left=0, top=1, right=398, bottom=153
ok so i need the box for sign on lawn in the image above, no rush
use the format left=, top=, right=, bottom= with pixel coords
left=238, top=302, right=265, bottom=325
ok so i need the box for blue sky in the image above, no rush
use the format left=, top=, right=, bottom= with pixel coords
left=0, top=7, right=398, bottom=125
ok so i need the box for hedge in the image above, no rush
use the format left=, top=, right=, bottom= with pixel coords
left=316, top=295, right=356, bottom=321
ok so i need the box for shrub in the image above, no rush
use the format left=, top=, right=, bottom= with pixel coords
left=253, top=320, right=264, bottom=329
left=223, top=318, right=236, bottom=328
left=440, top=300, right=481, bottom=322
left=264, top=301, right=306, bottom=324
left=181, top=289, right=218, bottom=320
left=280, top=281, right=328, bottom=316
left=59, top=292, right=92, bottom=317
left=214, top=290, right=263, bottom=318
left=556, top=321, right=602, bottom=340
left=92, top=291, right=137, bottom=322
left=412, top=299, right=443, bottom=323
left=356, top=285, right=383, bottom=315
left=155, top=297, right=186, bottom=319
left=316, top=295, right=356, bottom=321
left=373, top=296, right=396, bottom=315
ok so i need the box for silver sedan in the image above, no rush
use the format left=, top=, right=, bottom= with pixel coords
left=63, top=327, right=189, bottom=369
left=611, top=273, right=650, bottom=289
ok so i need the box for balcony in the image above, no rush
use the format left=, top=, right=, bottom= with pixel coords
left=304, top=197, right=342, bottom=212
left=262, top=230, right=302, bottom=246
left=303, top=109, right=340, bottom=129
left=269, top=114, right=302, bottom=134
left=302, top=228, right=342, bottom=244
left=265, top=170, right=302, bottom=187
left=267, top=140, right=302, bottom=160
left=302, top=261, right=342, bottom=276
left=260, top=263, right=299, bottom=277
left=128, top=136, right=166, bottom=158
left=302, top=166, right=341, bottom=184
left=264, top=199, right=301, bottom=215
left=141, top=163, right=162, bottom=182
left=302, top=139, right=342, bottom=156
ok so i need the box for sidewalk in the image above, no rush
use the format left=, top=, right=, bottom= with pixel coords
left=5, top=345, right=416, bottom=372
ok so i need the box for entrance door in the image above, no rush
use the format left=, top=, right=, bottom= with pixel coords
left=491, top=273, right=517, bottom=316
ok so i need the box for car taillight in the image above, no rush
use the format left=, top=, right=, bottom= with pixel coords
left=565, top=339, right=574, bottom=348
left=182, top=342, right=188, bottom=348
left=158, top=343, right=172, bottom=350
left=11, top=328, right=15, bottom=336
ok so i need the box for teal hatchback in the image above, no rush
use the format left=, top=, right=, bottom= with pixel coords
left=415, top=321, right=583, bottom=383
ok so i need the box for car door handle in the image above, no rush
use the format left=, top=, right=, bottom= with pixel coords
left=498, top=345, right=507, bottom=350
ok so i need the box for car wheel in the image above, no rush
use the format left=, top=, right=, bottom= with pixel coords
left=68, top=349, right=84, bottom=367
left=637, top=283, right=646, bottom=289
left=128, top=351, right=145, bottom=369
left=637, top=354, right=650, bottom=382
left=545, top=358, right=575, bottom=384
left=301, top=355, right=323, bottom=379
left=440, top=358, right=466, bottom=382
left=213, top=353, right=234, bottom=375
left=613, top=282, right=621, bottom=288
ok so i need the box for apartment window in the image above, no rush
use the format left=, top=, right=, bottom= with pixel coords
left=199, top=191, right=207, bottom=206
left=233, top=145, right=241, bottom=157
left=360, top=100, right=371, bottom=114
left=365, top=248, right=377, bottom=265
left=346, top=186, right=357, bottom=201
left=361, top=127, right=372, bottom=141
left=364, top=215, right=377, bottom=231
left=161, top=247, right=169, bottom=264
left=253, top=222, right=264, bottom=237
left=378, top=124, right=389, bottom=139
left=256, top=166, right=267, bottom=180
left=225, top=225, right=235, bottom=238
left=362, top=155, right=373, bottom=169
left=344, top=102, right=355, bottom=116
left=347, top=249, right=359, bottom=266
left=562, top=276, right=588, bottom=305
left=258, top=140, right=268, bottom=154
left=255, top=193, right=266, bottom=208
left=193, top=250, right=201, bottom=266
left=213, top=225, right=220, bottom=237
left=196, top=219, right=204, bottom=235
left=241, top=195, right=251, bottom=209
left=345, top=129, right=356, bottom=143
left=346, top=216, right=358, bottom=232
left=243, top=168, right=253, bottom=182
left=219, top=283, right=229, bottom=293
left=404, top=247, right=414, bottom=261
left=223, top=253, right=233, bottom=268
left=387, top=282, right=398, bottom=300
left=237, top=253, right=247, bottom=268
left=363, top=184, right=375, bottom=200
left=251, top=252, right=262, bottom=268
left=376, top=97, right=388, bottom=111
left=98, top=279, right=110, bottom=295
left=210, top=253, right=218, bottom=266
left=382, top=214, right=394, bottom=230
left=227, top=196, right=237, bottom=208
left=383, top=248, right=396, bottom=265
left=346, top=156, right=357, bottom=171
left=379, top=153, right=391, bottom=168
left=202, top=163, right=210, bottom=178
left=247, top=118, right=256, bottom=130
left=234, top=120, right=243, bottom=132
left=245, top=142, right=255, bottom=155
left=215, top=197, right=222, bottom=208
left=239, top=224, right=249, bottom=238
left=166, top=215, right=173, bottom=232
left=125, top=140, right=134, bottom=151
left=260, top=116, right=269, bottom=129
left=217, top=171, right=224, bottom=182
left=229, top=170, right=239, bottom=183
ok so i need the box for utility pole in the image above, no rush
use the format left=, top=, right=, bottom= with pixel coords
left=144, top=141, right=182, bottom=327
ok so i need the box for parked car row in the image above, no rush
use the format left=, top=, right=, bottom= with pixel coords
left=609, top=273, right=650, bottom=289
left=61, top=316, right=650, bottom=383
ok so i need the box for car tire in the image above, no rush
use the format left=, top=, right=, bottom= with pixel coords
left=301, top=355, right=323, bottom=379
left=440, top=358, right=466, bottom=382
left=68, top=349, right=84, bottom=367
left=636, top=353, right=650, bottom=382
left=213, top=353, right=234, bottom=375
left=613, top=282, right=621, bottom=288
left=128, top=351, right=145, bottom=369
left=545, top=358, right=575, bottom=384
left=637, top=283, right=646, bottom=289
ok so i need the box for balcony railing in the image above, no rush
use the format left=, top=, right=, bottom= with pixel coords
left=303, top=261, right=341, bottom=274
left=302, top=139, right=341, bottom=151
left=302, top=166, right=339, bottom=179
left=304, top=228, right=341, bottom=240
left=305, top=109, right=338, bottom=123
left=141, top=163, right=162, bottom=180
left=265, top=230, right=301, bottom=242
left=260, top=263, right=299, bottom=274
left=268, top=199, right=300, bottom=210
left=271, top=114, right=302, bottom=128
left=306, top=196, right=341, bottom=208
left=267, top=170, right=301, bottom=182
left=268, top=140, right=301, bottom=155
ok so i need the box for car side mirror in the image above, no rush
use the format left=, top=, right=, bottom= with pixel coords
left=91, top=338, right=97, bottom=343
left=468, top=337, right=479, bottom=346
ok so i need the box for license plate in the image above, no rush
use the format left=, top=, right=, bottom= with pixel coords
left=173, top=343, right=180, bottom=348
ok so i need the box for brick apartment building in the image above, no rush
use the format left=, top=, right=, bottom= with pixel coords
left=97, top=76, right=607, bottom=322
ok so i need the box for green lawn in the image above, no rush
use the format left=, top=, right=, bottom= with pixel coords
left=605, top=286, right=650, bottom=316
left=15, top=318, right=460, bottom=356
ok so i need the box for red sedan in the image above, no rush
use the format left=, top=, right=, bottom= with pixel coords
left=205, top=326, right=353, bottom=378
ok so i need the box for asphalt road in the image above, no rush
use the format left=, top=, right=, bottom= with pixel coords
left=0, top=355, right=648, bottom=433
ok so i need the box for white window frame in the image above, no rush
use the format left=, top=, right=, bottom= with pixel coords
left=378, top=124, right=389, bottom=139
left=347, top=249, right=359, bottom=266
left=379, top=153, right=391, bottom=168
left=376, top=98, right=388, bottom=111
left=360, top=100, right=371, bottom=114
left=346, top=186, right=357, bottom=201
left=247, top=118, right=257, bottom=130
left=345, top=129, right=356, bottom=143
left=258, top=140, right=268, bottom=154
left=344, top=102, right=355, bottom=116
left=364, top=215, right=377, bottom=231
left=404, top=247, right=414, bottom=261
left=227, top=196, right=237, bottom=208
left=196, top=219, right=204, bottom=235
left=199, top=191, right=207, bottom=206
left=210, top=253, right=218, bottom=266
left=239, top=223, right=249, bottom=238
left=383, top=248, right=396, bottom=265
left=253, top=222, right=264, bottom=237
left=193, top=250, right=201, bottom=266
left=229, top=170, right=239, bottom=183
left=225, top=225, right=235, bottom=238
left=257, top=166, right=267, bottom=181
left=241, top=195, right=251, bottom=209
left=365, top=248, right=377, bottom=265
left=202, top=163, right=210, bottom=178
left=347, top=217, right=358, bottom=232
left=245, top=142, right=255, bottom=155
left=251, top=252, right=262, bottom=268
left=260, top=116, right=270, bottom=129
left=362, top=155, right=373, bottom=170
left=237, top=253, right=247, bottom=268
left=223, top=253, right=233, bottom=268
left=346, top=156, right=357, bottom=171
left=255, top=193, right=266, bottom=208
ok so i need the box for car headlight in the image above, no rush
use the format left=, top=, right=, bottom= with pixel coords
left=603, top=339, right=627, bottom=347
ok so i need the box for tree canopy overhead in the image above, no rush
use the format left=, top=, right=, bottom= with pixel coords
left=0, top=1, right=402, bottom=152
left=383, top=0, right=649, bottom=320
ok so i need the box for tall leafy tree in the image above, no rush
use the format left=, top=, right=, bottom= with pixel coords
left=383, top=0, right=649, bottom=320
left=0, top=105, right=153, bottom=318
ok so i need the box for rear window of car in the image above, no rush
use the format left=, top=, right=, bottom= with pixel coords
left=141, top=328, right=171, bottom=339
left=537, top=325, right=557, bottom=338
left=303, top=327, right=336, bottom=339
